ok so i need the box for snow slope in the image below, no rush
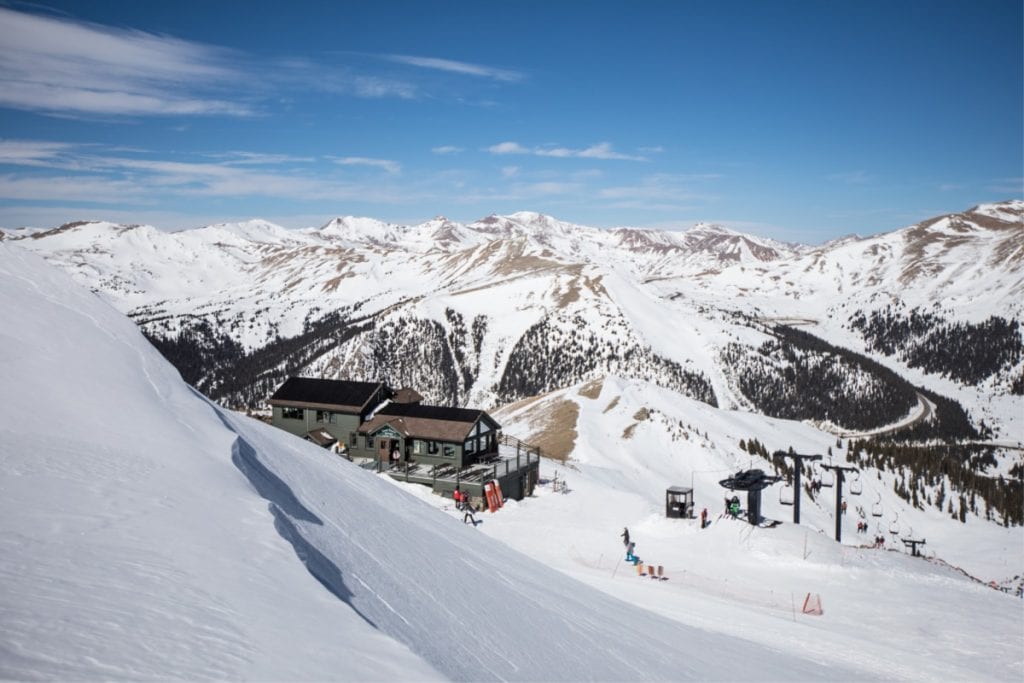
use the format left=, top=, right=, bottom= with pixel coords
left=0, top=244, right=889, bottom=680
left=472, top=377, right=1024, bottom=681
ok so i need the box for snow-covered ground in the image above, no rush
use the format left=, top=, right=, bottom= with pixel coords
left=1, top=239, right=1022, bottom=681
left=403, top=377, right=1024, bottom=680
left=0, top=242, right=942, bottom=679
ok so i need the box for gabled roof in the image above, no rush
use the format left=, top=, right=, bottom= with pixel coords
left=361, top=402, right=500, bottom=443
left=379, top=402, right=497, bottom=425
left=269, top=377, right=383, bottom=413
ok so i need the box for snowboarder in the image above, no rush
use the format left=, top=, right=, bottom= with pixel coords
left=621, top=527, right=630, bottom=548
left=700, top=507, right=708, bottom=529
left=625, top=541, right=638, bottom=564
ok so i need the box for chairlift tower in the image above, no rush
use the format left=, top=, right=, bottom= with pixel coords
left=901, top=537, right=927, bottom=557
left=820, top=463, right=859, bottom=543
left=772, top=451, right=823, bottom=525
left=718, top=469, right=783, bottom=526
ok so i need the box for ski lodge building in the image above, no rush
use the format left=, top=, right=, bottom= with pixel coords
left=268, top=376, right=539, bottom=501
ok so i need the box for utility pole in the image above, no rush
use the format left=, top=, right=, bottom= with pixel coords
left=820, top=463, right=859, bottom=543
left=773, top=451, right=823, bottom=525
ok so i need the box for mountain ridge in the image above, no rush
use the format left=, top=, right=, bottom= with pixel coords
left=8, top=202, right=1022, bottom=439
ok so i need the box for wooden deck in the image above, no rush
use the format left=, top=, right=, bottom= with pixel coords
left=380, top=452, right=541, bottom=501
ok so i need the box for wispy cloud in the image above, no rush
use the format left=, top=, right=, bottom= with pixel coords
left=213, top=151, right=316, bottom=165
left=0, top=139, right=76, bottom=167
left=596, top=173, right=720, bottom=212
left=432, top=145, right=464, bottom=155
left=540, top=142, right=646, bottom=161
left=0, top=7, right=252, bottom=117
left=0, top=171, right=172, bottom=204
left=330, top=156, right=402, bottom=175
left=0, top=141, right=419, bottom=205
left=351, top=76, right=417, bottom=99
left=486, top=141, right=647, bottom=161
left=384, top=54, right=524, bottom=82
left=0, top=8, right=428, bottom=118
left=987, top=177, right=1023, bottom=195
left=487, top=141, right=531, bottom=155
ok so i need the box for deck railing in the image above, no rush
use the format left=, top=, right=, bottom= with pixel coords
left=498, top=432, right=545, bottom=460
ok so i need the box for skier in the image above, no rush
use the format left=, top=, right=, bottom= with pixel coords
left=463, top=503, right=478, bottom=526
left=621, top=527, right=630, bottom=548
left=453, top=487, right=465, bottom=509
left=842, top=500, right=848, bottom=515
left=700, top=507, right=708, bottom=529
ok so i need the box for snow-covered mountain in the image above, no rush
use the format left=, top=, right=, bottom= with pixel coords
left=2, top=242, right=1021, bottom=681
left=12, top=201, right=1022, bottom=409
left=10, top=201, right=1021, bottom=538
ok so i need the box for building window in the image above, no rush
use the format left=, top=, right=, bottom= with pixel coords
left=428, top=441, right=439, bottom=455
left=478, top=421, right=491, bottom=434
left=443, top=445, right=455, bottom=458
left=365, top=435, right=374, bottom=449
left=464, top=438, right=476, bottom=455
left=349, top=432, right=357, bottom=448
left=282, top=407, right=303, bottom=420
left=316, top=410, right=329, bottom=423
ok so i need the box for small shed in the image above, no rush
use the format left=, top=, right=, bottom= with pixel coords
left=665, top=485, right=694, bottom=519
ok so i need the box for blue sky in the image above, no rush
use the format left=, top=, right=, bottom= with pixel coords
left=0, top=0, right=1020, bottom=242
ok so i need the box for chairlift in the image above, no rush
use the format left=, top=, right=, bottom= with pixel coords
left=889, top=512, right=900, bottom=535
left=849, top=470, right=863, bottom=496
left=871, top=493, right=883, bottom=518
left=779, top=483, right=795, bottom=506
left=819, top=469, right=835, bottom=488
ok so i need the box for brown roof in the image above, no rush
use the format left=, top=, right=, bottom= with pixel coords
left=392, top=387, right=424, bottom=404
left=359, top=413, right=478, bottom=443
left=305, top=428, right=337, bottom=447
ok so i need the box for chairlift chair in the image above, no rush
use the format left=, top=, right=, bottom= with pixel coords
left=779, top=483, right=795, bottom=506
left=819, top=469, right=835, bottom=488
left=889, top=512, right=900, bottom=535
left=871, top=492, right=883, bottom=517
left=849, top=471, right=863, bottom=495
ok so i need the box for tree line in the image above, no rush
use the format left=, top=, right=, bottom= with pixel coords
left=849, top=305, right=1023, bottom=393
